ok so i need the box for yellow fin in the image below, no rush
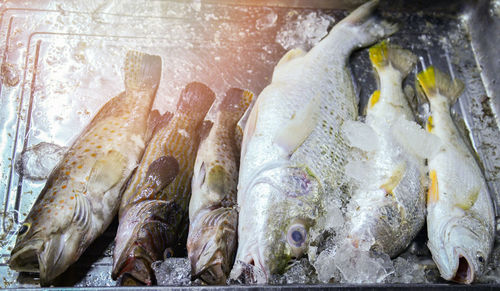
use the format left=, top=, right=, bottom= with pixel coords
left=368, top=90, right=381, bottom=109
left=88, top=150, right=127, bottom=194
left=380, top=163, right=405, bottom=196
left=124, top=50, right=161, bottom=92
left=416, top=66, right=464, bottom=104
left=426, top=116, right=434, bottom=132
left=427, top=169, right=439, bottom=204
left=369, top=41, right=416, bottom=76
left=273, top=94, right=320, bottom=155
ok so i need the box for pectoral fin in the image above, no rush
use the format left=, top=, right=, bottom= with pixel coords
left=273, top=94, right=320, bottom=156
left=88, top=150, right=127, bottom=194
left=206, top=165, right=229, bottom=196
left=380, top=163, right=406, bottom=196
left=145, top=156, right=180, bottom=195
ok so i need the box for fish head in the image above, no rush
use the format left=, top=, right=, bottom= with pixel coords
left=231, top=166, right=320, bottom=283
left=187, top=207, right=238, bottom=285
left=113, top=200, right=183, bottom=286
left=9, top=211, right=88, bottom=286
left=429, top=215, right=491, bottom=284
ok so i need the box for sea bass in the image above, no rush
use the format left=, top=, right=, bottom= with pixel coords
left=112, top=82, right=216, bottom=285
left=9, top=51, right=162, bottom=285
left=339, top=42, right=426, bottom=258
left=229, top=0, right=397, bottom=283
left=417, top=67, right=495, bottom=284
left=187, top=88, right=254, bottom=285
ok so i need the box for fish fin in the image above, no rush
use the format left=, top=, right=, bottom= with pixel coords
left=276, top=48, right=306, bottom=67
left=176, top=82, right=216, bottom=116
left=72, top=191, right=92, bottom=231
left=124, top=50, right=161, bottom=92
left=241, top=98, right=260, bottom=158
left=88, top=150, right=127, bottom=194
left=146, top=110, right=161, bottom=141
left=236, top=94, right=257, bottom=153
left=455, top=187, right=480, bottom=211
left=220, top=88, right=254, bottom=115
left=273, top=94, right=320, bottom=155
left=366, top=90, right=381, bottom=112
left=199, top=120, right=214, bottom=143
left=427, top=169, right=439, bottom=205
left=380, top=163, right=406, bottom=196
left=334, top=0, right=398, bottom=51
left=369, top=41, right=417, bottom=77
left=207, top=165, right=229, bottom=195
left=426, top=116, right=434, bottom=133
left=391, top=118, right=441, bottom=159
left=416, top=66, right=464, bottom=104
left=342, top=120, right=379, bottom=152
left=145, top=156, right=179, bottom=196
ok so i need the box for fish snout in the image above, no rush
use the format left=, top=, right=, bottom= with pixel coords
left=113, top=252, right=156, bottom=286
left=187, top=207, right=238, bottom=285
left=9, top=238, right=44, bottom=273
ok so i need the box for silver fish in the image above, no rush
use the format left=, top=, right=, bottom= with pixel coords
left=417, top=66, right=495, bottom=284
left=230, top=0, right=397, bottom=283
left=9, top=51, right=162, bottom=285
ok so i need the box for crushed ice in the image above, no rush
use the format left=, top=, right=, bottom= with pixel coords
left=152, top=258, right=192, bottom=286
left=15, top=142, right=67, bottom=180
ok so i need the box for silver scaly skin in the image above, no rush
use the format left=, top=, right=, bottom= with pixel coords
left=417, top=66, right=495, bottom=284
left=340, top=42, right=426, bottom=259
left=230, top=0, right=397, bottom=283
left=9, top=51, right=162, bottom=286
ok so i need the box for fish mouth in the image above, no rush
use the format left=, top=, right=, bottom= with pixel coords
left=113, top=254, right=155, bottom=286
left=9, top=239, right=44, bottom=273
left=191, top=251, right=227, bottom=285
left=229, top=245, right=268, bottom=284
left=451, top=253, right=474, bottom=284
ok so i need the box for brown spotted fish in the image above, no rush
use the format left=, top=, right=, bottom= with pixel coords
left=9, top=51, right=162, bottom=286
left=187, top=88, right=254, bottom=285
left=112, top=82, right=216, bottom=285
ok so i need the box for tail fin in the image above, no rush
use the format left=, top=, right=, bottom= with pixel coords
left=416, top=66, right=464, bottom=105
left=176, top=82, right=216, bottom=117
left=333, top=0, right=398, bottom=50
left=124, top=51, right=162, bottom=92
left=220, top=88, right=254, bottom=116
left=369, top=41, right=417, bottom=77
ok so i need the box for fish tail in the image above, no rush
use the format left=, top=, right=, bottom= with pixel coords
left=333, top=0, right=398, bottom=51
left=124, top=50, right=162, bottom=92
left=176, top=82, right=216, bottom=116
left=369, top=41, right=417, bottom=77
left=220, top=88, right=255, bottom=115
left=417, top=66, right=464, bottom=105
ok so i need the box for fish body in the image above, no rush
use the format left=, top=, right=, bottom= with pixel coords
left=340, top=42, right=426, bottom=258
left=112, top=82, right=216, bottom=285
left=417, top=67, right=495, bottom=284
left=187, top=88, right=254, bottom=285
left=230, top=0, right=397, bottom=283
left=9, top=51, right=162, bottom=285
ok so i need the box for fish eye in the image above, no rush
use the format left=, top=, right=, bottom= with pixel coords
left=18, top=223, right=30, bottom=235
left=164, top=248, right=174, bottom=259
left=478, top=256, right=484, bottom=263
left=287, top=224, right=307, bottom=248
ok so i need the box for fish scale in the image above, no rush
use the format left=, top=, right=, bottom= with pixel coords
left=9, top=51, right=162, bottom=286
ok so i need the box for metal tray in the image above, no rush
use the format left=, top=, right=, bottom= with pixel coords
left=0, top=0, right=498, bottom=288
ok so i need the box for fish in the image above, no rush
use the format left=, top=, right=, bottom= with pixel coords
left=9, top=50, right=162, bottom=285
left=229, top=0, right=397, bottom=283
left=187, top=88, right=254, bottom=285
left=112, top=82, right=216, bottom=285
left=338, top=41, right=426, bottom=258
left=417, top=66, right=495, bottom=284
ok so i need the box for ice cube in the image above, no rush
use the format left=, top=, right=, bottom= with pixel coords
left=255, top=8, right=277, bottom=30
left=334, top=241, right=394, bottom=283
left=15, top=142, right=67, bottom=180
left=152, top=258, right=191, bottom=286
left=313, top=248, right=339, bottom=283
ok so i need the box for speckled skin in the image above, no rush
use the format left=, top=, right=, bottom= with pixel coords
left=112, top=82, right=216, bottom=285
left=230, top=0, right=397, bottom=283
left=9, top=51, right=161, bottom=286
left=187, top=88, right=253, bottom=284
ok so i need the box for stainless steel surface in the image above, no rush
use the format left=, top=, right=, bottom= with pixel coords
left=0, top=0, right=498, bottom=288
